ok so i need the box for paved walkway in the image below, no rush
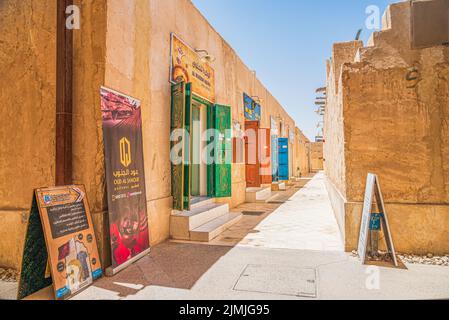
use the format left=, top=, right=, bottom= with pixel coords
left=70, top=173, right=449, bottom=300
left=235, top=172, right=344, bottom=251
left=4, top=173, right=449, bottom=300
left=69, top=242, right=449, bottom=300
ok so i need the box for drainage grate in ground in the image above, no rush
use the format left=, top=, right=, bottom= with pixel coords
left=267, top=201, right=287, bottom=204
left=233, top=264, right=317, bottom=298
left=241, top=211, right=265, bottom=216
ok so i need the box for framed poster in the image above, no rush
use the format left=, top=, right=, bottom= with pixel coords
left=100, top=87, right=151, bottom=276
left=243, top=93, right=261, bottom=121
left=18, top=185, right=102, bottom=300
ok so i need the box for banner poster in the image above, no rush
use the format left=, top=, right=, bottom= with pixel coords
left=171, top=33, right=215, bottom=102
left=100, top=86, right=150, bottom=275
left=18, top=185, right=102, bottom=300
left=243, top=93, right=261, bottom=121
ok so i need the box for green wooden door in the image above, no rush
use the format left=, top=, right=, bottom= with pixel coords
left=170, top=82, right=192, bottom=211
left=207, top=104, right=232, bottom=197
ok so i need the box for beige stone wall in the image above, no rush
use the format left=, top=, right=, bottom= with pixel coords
left=310, top=142, right=324, bottom=172
left=72, top=0, right=109, bottom=266
left=325, top=0, right=449, bottom=254
left=295, top=128, right=311, bottom=176
left=324, top=41, right=363, bottom=197
left=0, top=0, right=57, bottom=269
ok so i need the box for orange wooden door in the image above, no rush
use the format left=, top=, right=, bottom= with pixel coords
left=245, top=121, right=260, bottom=188
left=260, top=128, right=272, bottom=184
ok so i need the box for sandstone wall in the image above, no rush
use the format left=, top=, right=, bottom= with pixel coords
left=0, top=0, right=57, bottom=269
left=324, top=41, right=363, bottom=197
left=295, top=128, right=311, bottom=176
left=310, top=142, right=324, bottom=172
left=72, top=0, right=109, bottom=266
left=325, top=0, right=449, bottom=254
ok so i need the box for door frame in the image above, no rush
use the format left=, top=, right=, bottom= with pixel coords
left=278, top=138, right=289, bottom=181
left=245, top=120, right=261, bottom=188
left=192, top=94, right=214, bottom=198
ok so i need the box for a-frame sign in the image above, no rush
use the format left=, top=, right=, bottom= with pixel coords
left=357, top=173, right=399, bottom=267
left=18, top=186, right=103, bottom=300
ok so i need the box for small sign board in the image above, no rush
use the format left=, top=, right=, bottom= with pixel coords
left=170, top=33, right=216, bottom=103
left=243, top=93, right=261, bottom=121
left=18, top=185, right=102, bottom=300
left=357, top=173, right=398, bottom=267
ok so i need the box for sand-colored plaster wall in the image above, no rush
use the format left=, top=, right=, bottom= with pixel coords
left=72, top=0, right=110, bottom=266
left=310, top=142, right=324, bottom=172
left=294, top=128, right=311, bottom=177
left=0, top=0, right=57, bottom=269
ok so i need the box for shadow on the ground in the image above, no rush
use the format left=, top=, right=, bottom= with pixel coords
left=91, top=241, right=234, bottom=297
left=81, top=174, right=319, bottom=298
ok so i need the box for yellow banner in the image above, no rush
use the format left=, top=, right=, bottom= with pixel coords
left=171, top=34, right=215, bottom=102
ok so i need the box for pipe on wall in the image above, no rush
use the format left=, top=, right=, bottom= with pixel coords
left=55, top=0, right=73, bottom=186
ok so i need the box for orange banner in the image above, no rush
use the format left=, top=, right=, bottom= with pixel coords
left=171, top=34, right=215, bottom=102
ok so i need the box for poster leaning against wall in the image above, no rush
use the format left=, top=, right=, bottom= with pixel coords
left=100, top=87, right=150, bottom=275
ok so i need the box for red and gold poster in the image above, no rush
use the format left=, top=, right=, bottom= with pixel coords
left=100, top=86, right=150, bottom=275
left=35, top=185, right=102, bottom=300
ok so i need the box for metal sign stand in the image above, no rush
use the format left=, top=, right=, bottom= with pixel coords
left=357, top=173, right=398, bottom=267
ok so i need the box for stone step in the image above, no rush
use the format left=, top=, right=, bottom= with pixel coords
left=245, top=187, right=272, bottom=203
left=170, top=203, right=229, bottom=240
left=190, top=212, right=242, bottom=242
left=271, top=182, right=286, bottom=191
left=190, top=197, right=215, bottom=210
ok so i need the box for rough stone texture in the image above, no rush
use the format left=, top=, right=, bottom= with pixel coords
left=0, top=0, right=57, bottom=269
left=324, top=0, right=449, bottom=254
left=72, top=0, right=110, bottom=268
left=310, top=142, right=324, bottom=172
left=295, top=128, right=311, bottom=177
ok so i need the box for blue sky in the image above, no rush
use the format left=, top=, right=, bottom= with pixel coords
left=192, top=0, right=395, bottom=140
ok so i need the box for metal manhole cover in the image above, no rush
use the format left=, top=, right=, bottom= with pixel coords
left=241, top=211, right=265, bottom=216
left=233, top=265, right=317, bottom=298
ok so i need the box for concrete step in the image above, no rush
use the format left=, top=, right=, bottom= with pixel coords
left=170, top=203, right=229, bottom=240
left=190, top=197, right=215, bottom=210
left=271, top=182, right=286, bottom=191
left=285, top=180, right=296, bottom=187
left=190, top=212, right=242, bottom=242
left=245, top=187, right=272, bottom=203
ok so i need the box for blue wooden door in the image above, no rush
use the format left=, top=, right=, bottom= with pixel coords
left=278, top=138, right=289, bottom=181
left=271, top=135, right=279, bottom=182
